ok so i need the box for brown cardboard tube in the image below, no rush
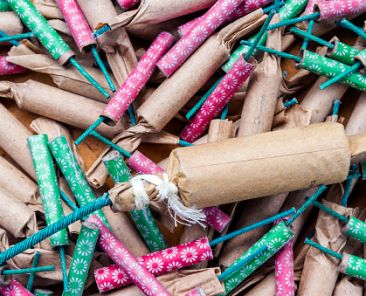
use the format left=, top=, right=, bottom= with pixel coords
left=34, top=0, right=63, bottom=19
left=346, top=93, right=366, bottom=136
left=0, top=12, right=23, bottom=36
left=333, top=277, right=363, bottom=296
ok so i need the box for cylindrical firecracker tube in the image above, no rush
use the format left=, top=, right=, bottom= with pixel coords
left=185, top=288, right=206, bottom=296
left=101, top=32, right=175, bottom=125
left=88, top=216, right=171, bottom=296
left=48, top=135, right=110, bottom=228
left=300, top=51, right=366, bottom=91
left=275, top=238, right=295, bottom=296
left=339, top=253, right=366, bottom=281
left=116, top=0, right=140, bottom=11
left=94, top=237, right=213, bottom=293
left=28, top=135, right=69, bottom=247
left=34, top=289, right=53, bottom=296
left=128, top=151, right=231, bottom=233
left=64, top=222, right=99, bottom=296
left=327, top=38, right=360, bottom=65
left=0, top=279, right=34, bottom=296
left=0, top=56, right=27, bottom=75
left=0, top=0, right=10, bottom=11
left=223, top=221, right=294, bottom=295
left=103, top=151, right=167, bottom=252
left=343, top=216, right=366, bottom=244
left=315, top=0, right=366, bottom=21
left=157, top=0, right=246, bottom=77
left=181, top=56, right=254, bottom=142
left=7, top=0, right=74, bottom=64
left=55, top=0, right=95, bottom=52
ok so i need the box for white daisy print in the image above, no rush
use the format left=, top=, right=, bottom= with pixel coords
left=167, top=261, right=182, bottom=271
left=99, top=282, right=115, bottom=292
left=190, top=26, right=209, bottom=43
left=181, top=247, right=198, bottom=263
left=95, top=267, right=109, bottom=280
left=68, top=277, right=83, bottom=294
left=112, top=269, right=128, bottom=284
left=162, top=247, right=178, bottom=259
left=146, top=257, right=164, bottom=274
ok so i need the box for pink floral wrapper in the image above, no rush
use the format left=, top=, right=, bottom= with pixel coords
left=184, top=288, right=206, bottom=296
left=94, top=237, right=213, bottom=293
left=88, top=216, right=170, bottom=296
left=127, top=151, right=230, bottom=232
left=316, top=0, right=366, bottom=21
left=116, top=0, right=140, bottom=11
left=157, top=0, right=246, bottom=77
left=305, top=0, right=320, bottom=14
left=0, top=56, right=27, bottom=75
left=56, top=0, right=95, bottom=52
left=0, top=279, right=34, bottom=296
left=181, top=56, right=254, bottom=142
left=102, top=32, right=175, bottom=124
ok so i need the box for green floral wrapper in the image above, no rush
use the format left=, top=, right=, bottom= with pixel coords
left=0, top=0, right=10, bottom=11
left=222, top=0, right=308, bottom=72
left=64, top=222, right=99, bottom=296
left=328, top=39, right=360, bottom=65
left=49, top=135, right=110, bottom=228
left=340, top=254, right=366, bottom=281
left=34, top=289, right=53, bottom=296
left=355, top=49, right=366, bottom=68
left=103, top=151, right=167, bottom=252
left=222, top=221, right=294, bottom=295
left=300, top=51, right=366, bottom=91
left=28, top=135, right=69, bottom=248
left=7, top=0, right=73, bottom=62
left=344, top=216, right=366, bottom=244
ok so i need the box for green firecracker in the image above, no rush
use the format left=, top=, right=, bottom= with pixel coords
left=327, top=40, right=360, bottom=65
left=344, top=216, right=366, bottom=244
left=340, top=254, right=366, bottom=281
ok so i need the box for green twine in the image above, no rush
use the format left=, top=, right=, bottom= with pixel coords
left=178, top=139, right=194, bottom=147
left=27, top=251, right=41, bottom=291
left=290, top=27, right=334, bottom=48
left=220, top=104, right=229, bottom=120
left=2, top=265, right=55, bottom=275
left=60, top=191, right=79, bottom=212
left=90, top=130, right=132, bottom=158
left=74, top=117, right=105, bottom=145
left=0, top=31, right=19, bottom=46
left=341, top=165, right=361, bottom=206
left=332, top=99, right=341, bottom=116
left=128, top=105, right=137, bottom=126
left=304, top=238, right=343, bottom=260
left=58, top=247, right=68, bottom=292
left=284, top=98, right=298, bottom=108
left=301, top=19, right=315, bottom=51
left=320, top=62, right=361, bottom=90
left=0, top=32, right=35, bottom=42
left=268, top=12, right=320, bottom=30
left=337, top=19, right=366, bottom=40
left=313, top=201, right=349, bottom=223
left=93, top=25, right=111, bottom=38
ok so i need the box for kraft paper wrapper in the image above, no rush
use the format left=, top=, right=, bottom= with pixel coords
left=86, top=10, right=266, bottom=188
left=98, top=268, right=224, bottom=296
left=245, top=271, right=276, bottom=296
left=334, top=277, right=363, bottom=296
left=273, top=104, right=312, bottom=130
left=34, top=0, right=63, bottom=19
left=0, top=103, right=35, bottom=179
left=298, top=200, right=355, bottom=296
left=0, top=80, right=128, bottom=138
left=7, top=42, right=113, bottom=102
left=0, top=189, right=37, bottom=239
left=346, top=92, right=366, bottom=136
left=237, top=15, right=282, bottom=137
left=0, top=12, right=24, bottom=36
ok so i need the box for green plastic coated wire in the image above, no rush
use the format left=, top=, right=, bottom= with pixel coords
left=27, top=251, right=41, bottom=291
left=0, top=32, right=35, bottom=42
left=0, top=31, right=19, bottom=46
left=284, top=98, right=298, bottom=108
left=93, top=25, right=111, bottom=38
left=220, top=104, right=229, bottom=120
left=305, top=238, right=343, bottom=260
left=313, top=201, right=349, bottom=223
left=301, top=19, right=315, bottom=51
left=75, top=117, right=105, bottom=145
left=58, top=247, right=68, bottom=291
left=90, top=45, right=116, bottom=92
left=2, top=265, right=55, bottom=275
left=320, top=62, right=361, bottom=90
left=178, top=139, right=194, bottom=147
left=268, top=12, right=320, bottom=30
left=0, top=195, right=111, bottom=266
left=290, top=27, right=334, bottom=48
left=337, top=19, right=366, bottom=40
left=128, top=105, right=137, bottom=126
left=286, top=185, right=327, bottom=225
left=90, top=130, right=132, bottom=158
left=60, top=191, right=79, bottom=211
left=332, top=99, right=341, bottom=116
left=341, top=169, right=361, bottom=206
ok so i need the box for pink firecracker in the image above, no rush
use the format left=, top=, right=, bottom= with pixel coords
left=185, top=288, right=206, bottom=296
left=0, top=56, right=27, bottom=75
left=305, top=0, right=320, bottom=14
left=94, top=237, right=213, bottom=293
left=116, top=0, right=140, bottom=11
left=0, top=279, right=34, bottom=296
left=316, top=0, right=366, bottom=21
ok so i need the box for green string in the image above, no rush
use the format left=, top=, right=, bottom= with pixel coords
left=0, top=32, right=35, bottom=42
left=320, top=62, right=361, bottom=90
left=341, top=164, right=361, bottom=206
left=90, top=130, right=132, bottom=158
left=2, top=265, right=55, bottom=275
left=26, top=251, right=41, bottom=291
left=290, top=27, right=334, bottom=48
left=74, top=117, right=105, bottom=145
left=332, top=99, right=341, bottom=116
left=337, top=19, right=366, bottom=40
left=58, top=247, right=68, bottom=292
left=0, top=31, right=19, bottom=46
left=178, top=139, right=194, bottom=147
left=93, top=25, right=111, bottom=38
left=304, top=238, right=343, bottom=260
left=60, top=191, right=79, bottom=211
left=268, top=12, right=320, bottom=31
left=301, top=19, right=315, bottom=51
left=128, top=105, right=137, bottom=126
left=284, top=98, right=298, bottom=108
left=220, top=104, right=229, bottom=120
left=313, top=201, right=349, bottom=223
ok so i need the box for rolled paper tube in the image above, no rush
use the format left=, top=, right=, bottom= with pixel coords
left=0, top=279, right=34, bottom=296
left=117, top=0, right=140, bottom=11
left=7, top=0, right=74, bottom=64
left=28, top=135, right=69, bottom=247
left=64, top=222, right=99, bottom=296
left=157, top=0, right=246, bottom=77
left=0, top=12, right=24, bottom=35
left=101, top=32, right=175, bottom=125
left=0, top=56, right=27, bottom=75
left=93, top=236, right=213, bottom=293
left=184, top=288, right=206, bottom=296
left=181, top=56, right=255, bottom=142
left=327, top=37, right=360, bottom=65
left=34, top=289, right=53, bottom=296
left=315, top=0, right=366, bottom=21
left=339, top=254, right=366, bottom=281
left=275, top=237, right=295, bottom=296
left=300, top=51, right=366, bottom=91
left=223, top=221, right=294, bottom=294
left=88, top=216, right=171, bottom=296
left=55, top=0, right=95, bottom=52
left=343, top=216, right=366, bottom=244
left=305, top=0, right=318, bottom=14
left=49, top=135, right=110, bottom=228
left=0, top=0, right=9, bottom=11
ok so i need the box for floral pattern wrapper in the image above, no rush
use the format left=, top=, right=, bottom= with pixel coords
left=275, top=238, right=295, bottom=296
left=7, top=0, right=74, bottom=64
left=94, top=237, right=213, bottom=293
left=28, top=134, right=69, bottom=247
left=316, top=0, right=366, bottom=21
left=64, top=222, right=100, bottom=296
left=223, top=221, right=294, bottom=295
left=0, top=56, right=27, bottom=75
left=0, top=279, right=34, bottom=296
left=339, top=253, right=366, bottom=281
left=101, top=32, right=175, bottom=124
left=117, top=0, right=140, bottom=11
left=34, top=289, right=53, bottom=296
left=88, top=216, right=171, bottom=296
left=202, top=207, right=231, bottom=233
left=343, top=216, right=366, bottom=244
left=0, top=0, right=10, bottom=11
left=157, top=0, right=246, bottom=77
left=221, top=0, right=308, bottom=72
left=49, top=135, right=110, bottom=228
left=300, top=51, right=366, bottom=91
left=103, top=151, right=167, bottom=252
left=185, top=288, right=206, bottom=296
left=327, top=38, right=360, bottom=65
left=55, top=0, right=95, bottom=52
left=181, top=56, right=254, bottom=142
left=305, top=0, right=319, bottom=14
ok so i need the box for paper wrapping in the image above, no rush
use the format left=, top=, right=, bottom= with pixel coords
left=0, top=12, right=24, bottom=35
left=344, top=216, right=366, bottom=244
left=157, top=0, right=246, bottom=77
left=94, top=237, right=213, bottom=292
left=102, top=32, right=175, bottom=125
left=346, top=93, right=366, bottom=135
left=34, top=0, right=63, bottom=19
left=298, top=200, right=354, bottom=296
left=244, top=271, right=276, bottom=296
left=85, top=10, right=266, bottom=188
left=180, top=56, right=255, bottom=142
left=0, top=103, right=35, bottom=179
left=89, top=216, right=170, bottom=296
left=117, top=0, right=140, bottom=11
left=184, top=288, right=206, bottom=296
left=333, top=277, right=363, bottom=296
left=340, top=254, right=366, bottom=281
left=0, top=80, right=127, bottom=137
left=7, top=0, right=74, bottom=65
left=275, top=237, right=294, bottom=296
left=0, top=56, right=27, bottom=75
left=0, top=279, right=34, bottom=296
left=315, top=0, right=366, bottom=21
left=327, top=37, right=360, bottom=65
left=7, top=43, right=113, bottom=102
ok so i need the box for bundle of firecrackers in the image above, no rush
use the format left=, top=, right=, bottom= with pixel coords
left=0, top=0, right=366, bottom=295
